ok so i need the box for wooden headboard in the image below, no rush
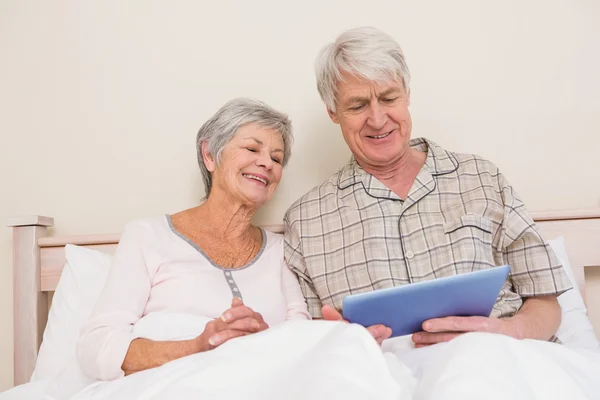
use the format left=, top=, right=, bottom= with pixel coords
left=7, top=210, right=600, bottom=386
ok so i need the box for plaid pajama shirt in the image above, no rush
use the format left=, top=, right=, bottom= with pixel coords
left=284, top=138, right=571, bottom=331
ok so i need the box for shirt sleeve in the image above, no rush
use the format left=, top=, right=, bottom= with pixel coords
left=498, top=172, right=572, bottom=297
left=281, top=262, right=311, bottom=321
left=76, top=221, right=153, bottom=381
left=283, top=215, right=323, bottom=319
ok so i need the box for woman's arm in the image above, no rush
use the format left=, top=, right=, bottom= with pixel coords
left=76, top=221, right=155, bottom=380
left=122, top=337, right=202, bottom=376
left=121, top=300, right=268, bottom=376
left=282, top=264, right=311, bottom=321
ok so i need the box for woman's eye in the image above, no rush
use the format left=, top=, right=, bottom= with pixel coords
left=246, top=147, right=257, bottom=153
left=272, top=157, right=281, bottom=164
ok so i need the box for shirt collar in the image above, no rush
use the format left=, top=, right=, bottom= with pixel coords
left=337, top=137, right=459, bottom=193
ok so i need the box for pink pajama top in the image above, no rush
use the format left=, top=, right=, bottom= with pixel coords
left=76, top=215, right=310, bottom=381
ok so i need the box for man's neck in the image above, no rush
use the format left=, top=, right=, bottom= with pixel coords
left=358, top=148, right=427, bottom=199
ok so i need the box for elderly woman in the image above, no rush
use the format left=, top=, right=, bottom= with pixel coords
left=76, top=98, right=310, bottom=381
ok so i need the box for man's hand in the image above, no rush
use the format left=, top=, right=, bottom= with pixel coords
left=322, top=305, right=392, bottom=345
left=412, top=316, right=513, bottom=348
left=412, top=296, right=561, bottom=347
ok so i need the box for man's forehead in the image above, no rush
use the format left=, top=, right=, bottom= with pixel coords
left=337, top=73, right=404, bottom=99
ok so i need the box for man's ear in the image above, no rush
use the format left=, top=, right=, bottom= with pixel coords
left=202, top=141, right=216, bottom=172
left=327, top=107, right=340, bottom=124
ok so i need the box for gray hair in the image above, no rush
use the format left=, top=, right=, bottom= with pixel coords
left=196, top=98, right=293, bottom=198
left=315, top=26, right=411, bottom=112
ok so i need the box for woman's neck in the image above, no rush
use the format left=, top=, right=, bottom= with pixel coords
left=195, top=189, right=257, bottom=240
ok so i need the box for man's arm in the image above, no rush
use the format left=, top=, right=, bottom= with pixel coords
left=503, top=295, right=562, bottom=340
left=284, top=215, right=392, bottom=344
left=413, top=168, right=568, bottom=347
left=412, top=295, right=561, bottom=346
left=283, top=216, right=324, bottom=318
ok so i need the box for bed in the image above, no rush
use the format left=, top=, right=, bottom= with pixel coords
left=5, top=209, right=600, bottom=397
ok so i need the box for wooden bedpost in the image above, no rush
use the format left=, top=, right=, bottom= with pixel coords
left=7, top=215, right=54, bottom=386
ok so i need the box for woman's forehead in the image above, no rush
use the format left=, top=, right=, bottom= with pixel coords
left=233, top=124, right=284, bottom=147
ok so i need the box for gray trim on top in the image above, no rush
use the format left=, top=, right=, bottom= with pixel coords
left=223, top=270, right=243, bottom=300
left=165, top=214, right=267, bottom=271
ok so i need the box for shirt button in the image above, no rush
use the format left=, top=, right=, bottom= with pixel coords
left=229, top=280, right=234, bottom=283
left=233, top=288, right=239, bottom=292
left=225, top=272, right=231, bottom=276
left=405, top=251, right=415, bottom=259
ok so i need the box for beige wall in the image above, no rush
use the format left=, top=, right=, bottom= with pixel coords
left=1, top=0, right=599, bottom=390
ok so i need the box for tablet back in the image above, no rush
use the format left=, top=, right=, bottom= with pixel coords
left=342, top=265, right=510, bottom=337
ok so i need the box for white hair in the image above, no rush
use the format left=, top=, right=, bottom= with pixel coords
left=196, top=98, right=293, bottom=198
left=315, top=27, right=411, bottom=112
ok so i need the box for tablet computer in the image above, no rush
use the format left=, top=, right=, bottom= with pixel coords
left=342, top=265, right=510, bottom=338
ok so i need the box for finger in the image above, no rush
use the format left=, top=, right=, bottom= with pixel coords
left=253, top=312, right=265, bottom=324
left=252, top=313, right=269, bottom=332
left=367, top=325, right=393, bottom=344
left=205, top=318, right=228, bottom=335
left=221, top=305, right=255, bottom=323
left=321, top=305, right=347, bottom=322
left=412, top=331, right=463, bottom=345
left=422, top=316, right=490, bottom=333
left=231, top=297, right=244, bottom=307
left=225, top=317, right=265, bottom=333
left=208, top=329, right=248, bottom=347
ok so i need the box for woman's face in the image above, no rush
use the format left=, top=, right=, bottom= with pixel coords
left=206, top=124, right=285, bottom=208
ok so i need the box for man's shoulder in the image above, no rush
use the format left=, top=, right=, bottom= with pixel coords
left=284, top=170, right=343, bottom=224
left=449, top=149, right=501, bottom=177
left=416, top=137, right=502, bottom=178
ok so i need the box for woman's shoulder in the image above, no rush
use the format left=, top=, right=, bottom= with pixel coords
left=259, top=229, right=284, bottom=255
left=262, top=228, right=283, bottom=242
left=120, top=215, right=172, bottom=239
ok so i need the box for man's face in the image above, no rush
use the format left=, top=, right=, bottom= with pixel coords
left=328, top=72, right=412, bottom=169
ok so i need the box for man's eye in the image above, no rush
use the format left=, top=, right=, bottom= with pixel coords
left=349, top=104, right=365, bottom=111
left=246, top=147, right=257, bottom=153
left=382, top=97, right=399, bottom=103
left=272, top=157, right=281, bottom=164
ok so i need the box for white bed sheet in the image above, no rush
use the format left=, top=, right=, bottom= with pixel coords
left=3, top=316, right=599, bottom=400
left=0, top=379, right=50, bottom=400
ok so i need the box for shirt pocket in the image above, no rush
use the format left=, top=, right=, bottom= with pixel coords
left=442, top=214, right=495, bottom=271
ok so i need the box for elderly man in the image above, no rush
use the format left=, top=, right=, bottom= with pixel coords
left=283, top=26, right=571, bottom=347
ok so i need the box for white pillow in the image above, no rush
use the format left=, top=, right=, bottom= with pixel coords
left=548, top=236, right=600, bottom=350
left=30, top=244, right=113, bottom=381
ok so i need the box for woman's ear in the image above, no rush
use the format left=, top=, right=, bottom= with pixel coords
left=202, top=141, right=216, bottom=172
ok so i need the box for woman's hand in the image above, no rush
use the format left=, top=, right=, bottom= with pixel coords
left=196, top=297, right=269, bottom=351
left=122, top=299, right=268, bottom=376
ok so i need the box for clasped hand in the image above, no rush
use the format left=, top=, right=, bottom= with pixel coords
left=196, top=297, right=269, bottom=351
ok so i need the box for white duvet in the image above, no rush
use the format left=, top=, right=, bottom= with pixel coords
left=3, top=313, right=600, bottom=400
